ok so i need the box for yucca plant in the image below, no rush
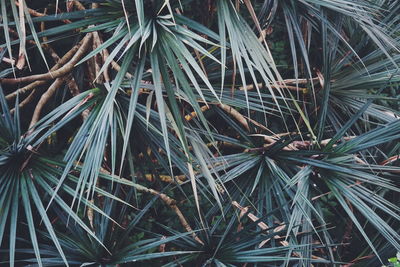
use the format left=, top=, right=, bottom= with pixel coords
left=0, top=0, right=399, bottom=266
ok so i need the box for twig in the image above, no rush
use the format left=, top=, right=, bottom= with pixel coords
left=92, top=31, right=110, bottom=83
left=10, top=89, right=37, bottom=114
left=248, top=135, right=358, bottom=153
left=98, top=167, right=204, bottom=245
left=2, top=57, right=15, bottom=65
left=16, top=0, right=26, bottom=70
left=239, top=82, right=305, bottom=92
left=5, top=38, right=84, bottom=101
left=16, top=0, right=73, bottom=24
left=232, top=200, right=289, bottom=249
left=1, top=33, right=93, bottom=85
left=101, top=44, right=110, bottom=83
left=15, top=1, right=72, bottom=24
left=29, top=77, right=67, bottom=129
left=111, top=60, right=133, bottom=79
left=40, top=9, right=61, bottom=64
left=72, top=0, right=85, bottom=11
left=66, top=76, right=80, bottom=96
left=342, top=255, right=374, bottom=267
left=91, top=31, right=103, bottom=83
left=232, top=201, right=324, bottom=260
left=134, top=183, right=204, bottom=244
left=15, top=0, right=44, bottom=17
left=6, top=80, right=48, bottom=101
left=184, top=104, right=299, bottom=152
left=311, top=181, right=362, bottom=201
left=185, top=105, right=210, bottom=121
left=380, top=154, right=400, bottom=166
left=218, top=103, right=250, bottom=131
left=8, top=28, right=60, bottom=63
left=144, top=173, right=187, bottom=184
left=239, top=78, right=319, bottom=92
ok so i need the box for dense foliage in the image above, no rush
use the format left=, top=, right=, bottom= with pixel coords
left=0, top=0, right=399, bottom=266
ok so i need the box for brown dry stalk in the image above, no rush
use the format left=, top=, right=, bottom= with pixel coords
left=1, top=33, right=93, bottom=85
left=218, top=103, right=250, bottom=131
left=15, top=0, right=72, bottom=23
left=232, top=201, right=287, bottom=247
left=16, top=0, right=26, bottom=70
left=8, top=27, right=59, bottom=65
left=239, top=82, right=309, bottom=92
left=66, top=76, right=80, bottom=96
left=185, top=103, right=273, bottom=136
left=15, top=1, right=45, bottom=18
left=100, top=44, right=111, bottom=83
left=133, top=182, right=204, bottom=245
left=92, top=31, right=103, bottom=83
left=85, top=54, right=96, bottom=83
left=6, top=80, right=48, bottom=101
left=142, top=140, right=243, bottom=184
left=72, top=0, right=86, bottom=11
left=238, top=77, right=323, bottom=94
left=144, top=173, right=187, bottom=184
left=380, top=154, right=400, bottom=166
left=184, top=102, right=358, bottom=154
left=10, top=89, right=37, bottom=114
left=87, top=199, right=95, bottom=229
left=92, top=31, right=111, bottom=83
left=111, top=60, right=133, bottom=79
left=342, top=255, right=374, bottom=267
left=40, top=10, right=61, bottom=64
left=29, top=77, right=67, bottom=129
left=5, top=39, right=83, bottom=101
left=311, top=182, right=362, bottom=202
left=232, top=201, right=324, bottom=260
left=16, top=1, right=45, bottom=17
left=185, top=105, right=210, bottom=121
left=41, top=21, right=80, bottom=98
left=2, top=57, right=15, bottom=65
left=97, top=167, right=204, bottom=245
left=101, top=48, right=111, bottom=83
left=183, top=103, right=297, bottom=152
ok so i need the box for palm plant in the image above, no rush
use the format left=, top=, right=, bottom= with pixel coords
left=16, top=185, right=193, bottom=266
left=0, top=87, right=124, bottom=266
left=0, top=0, right=399, bottom=266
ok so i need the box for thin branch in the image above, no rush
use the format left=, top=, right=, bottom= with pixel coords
left=5, top=36, right=88, bottom=101
left=380, top=154, right=400, bottom=166
left=8, top=27, right=59, bottom=63
left=66, top=76, right=80, bottom=97
left=16, top=0, right=26, bottom=70
left=185, top=105, right=210, bottom=121
left=2, top=57, right=15, bottom=65
left=232, top=201, right=324, bottom=261
left=72, top=0, right=86, bottom=11
left=29, top=77, right=67, bottom=129
left=239, top=78, right=318, bottom=92
left=10, top=89, right=37, bottom=114
left=97, top=167, right=204, bottom=245
left=4, top=35, right=86, bottom=101
left=311, top=181, right=362, bottom=202
left=143, top=173, right=186, bottom=184
left=40, top=9, right=61, bottom=64
left=15, top=1, right=72, bottom=24
left=111, top=60, right=133, bottom=79
left=133, top=183, right=204, bottom=244
left=1, top=33, right=93, bottom=85
left=218, top=103, right=250, bottom=131
left=6, top=80, right=48, bottom=101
